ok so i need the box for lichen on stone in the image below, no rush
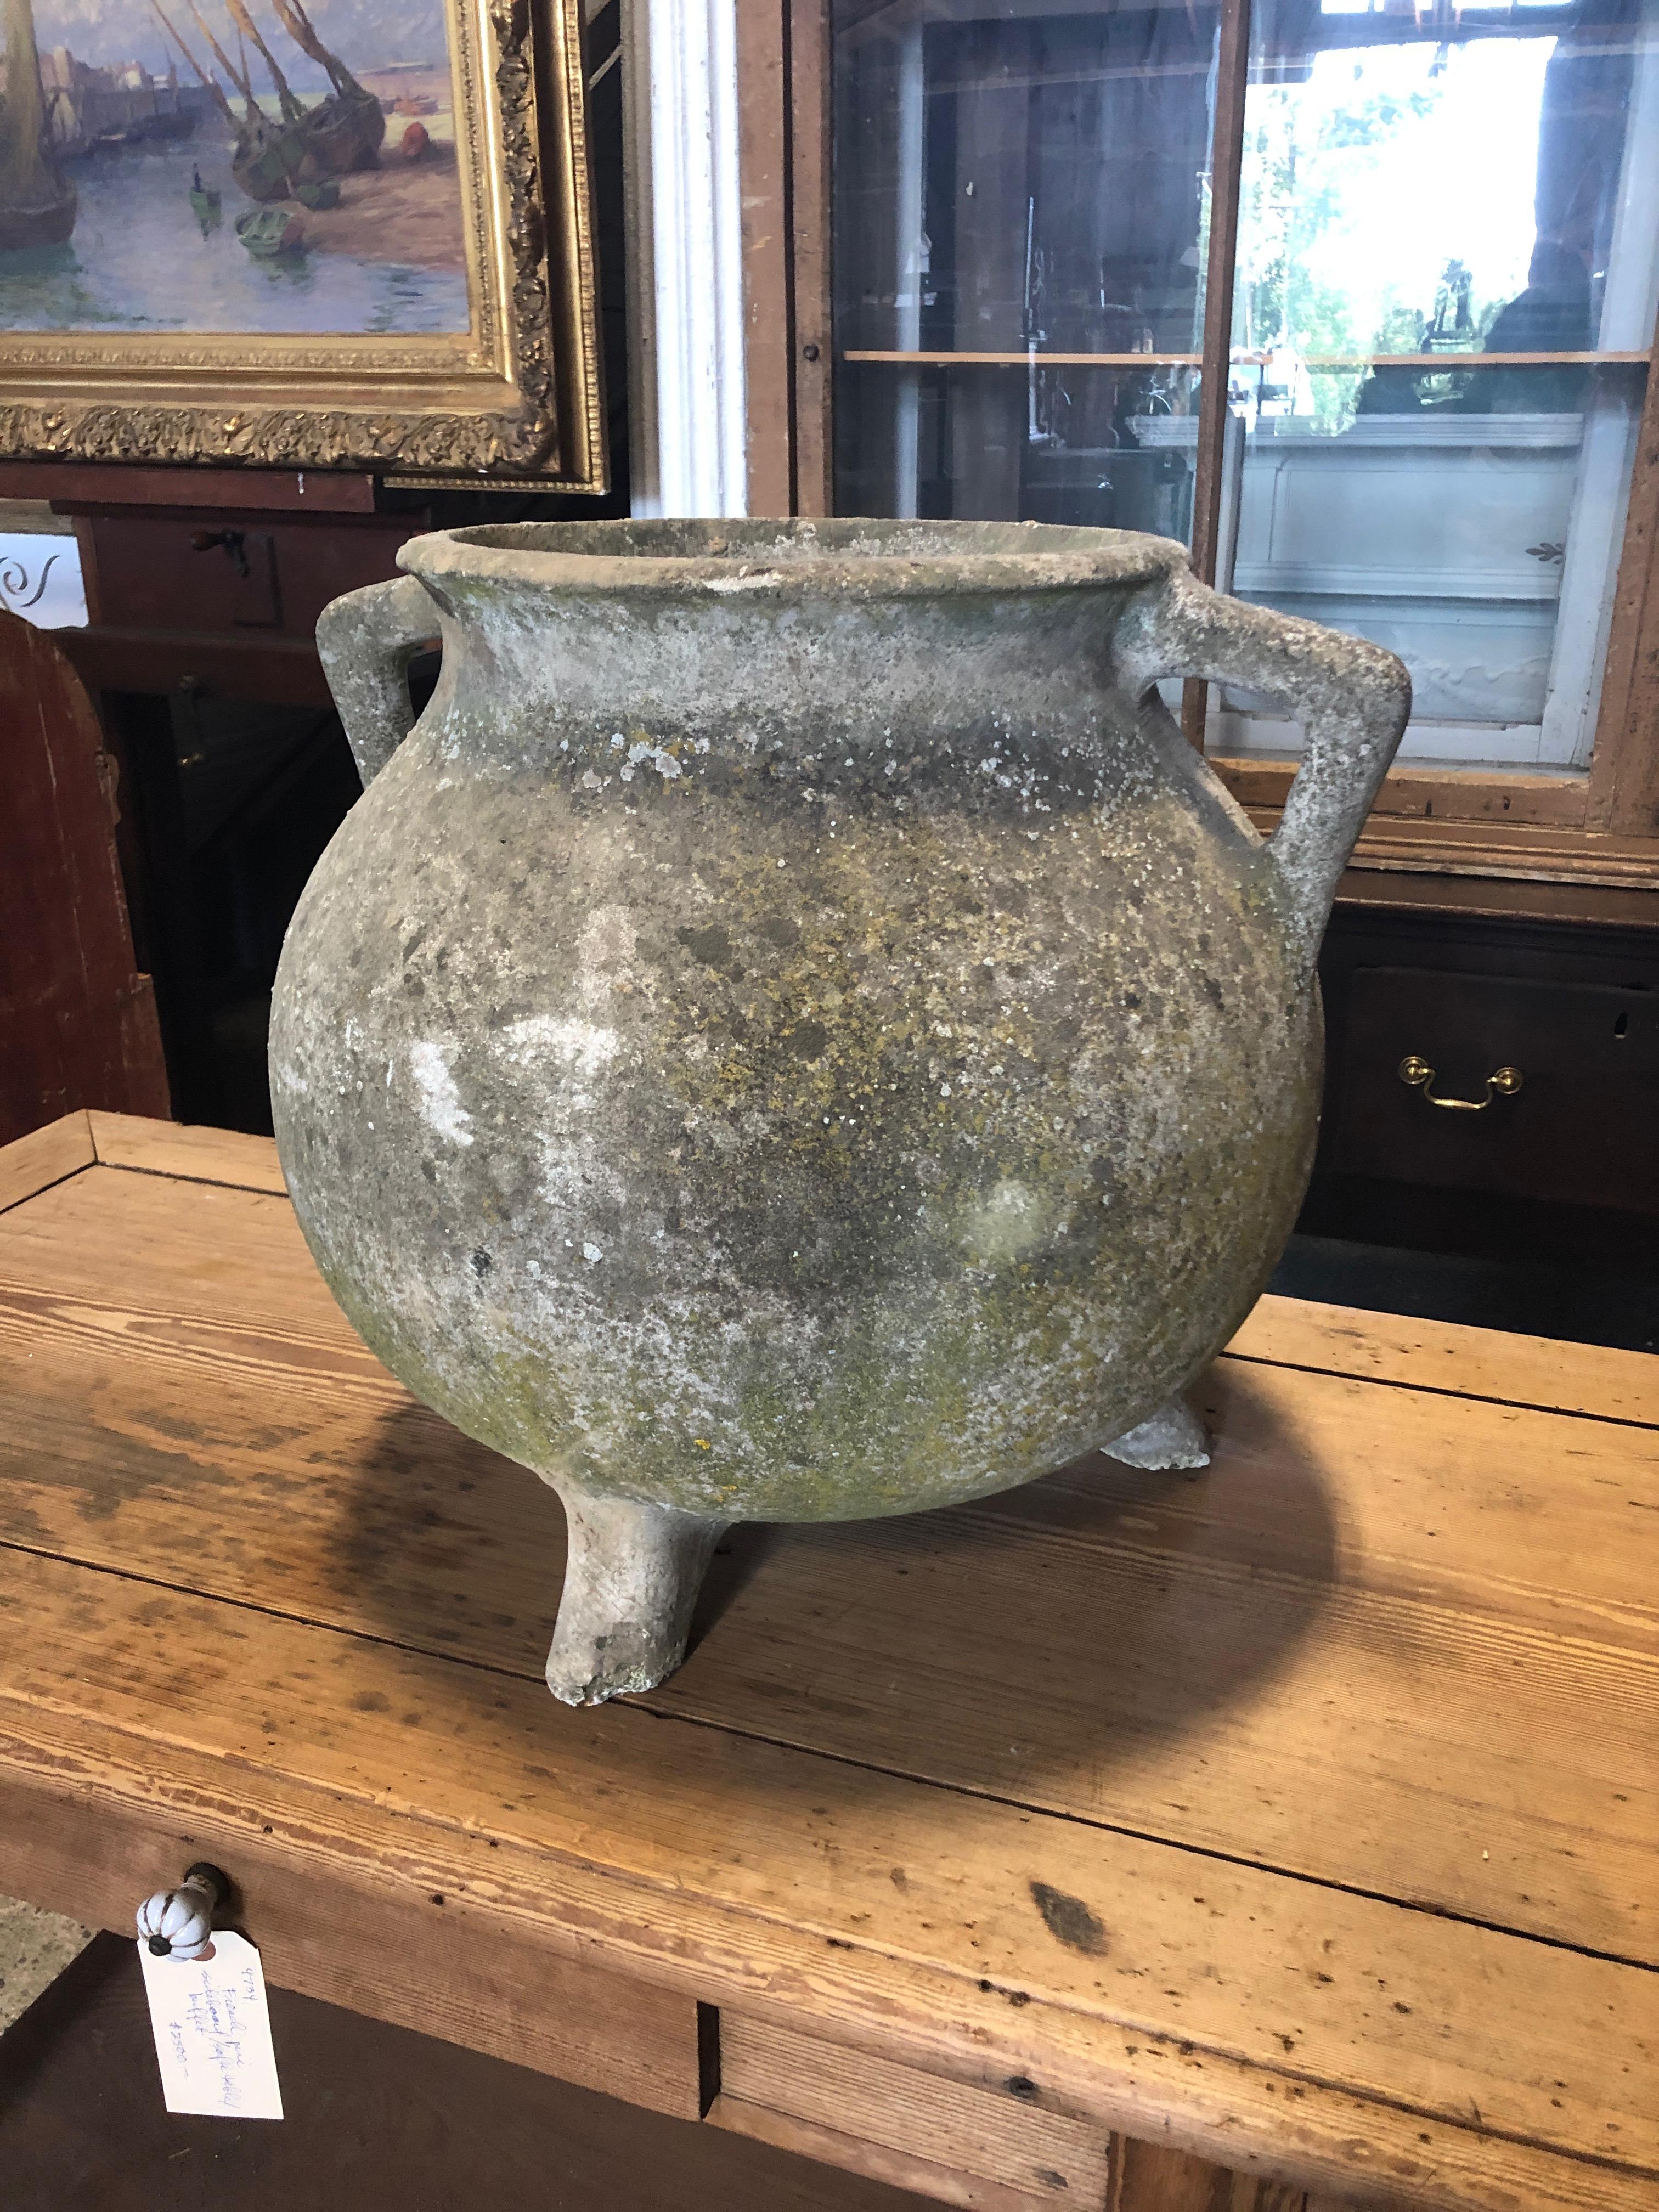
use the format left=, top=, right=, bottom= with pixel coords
left=280, top=518, right=1404, bottom=1555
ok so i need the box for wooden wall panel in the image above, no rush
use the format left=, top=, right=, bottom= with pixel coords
left=1588, top=337, right=1659, bottom=837
left=737, top=0, right=796, bottom=516
left=788, top=0, right=834, bottom=514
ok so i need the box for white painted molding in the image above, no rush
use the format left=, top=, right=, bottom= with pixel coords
left=620, top=0, right=748, bottom=518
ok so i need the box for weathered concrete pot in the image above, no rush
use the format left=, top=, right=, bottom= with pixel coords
left=270, top=520, right=1408, bottom=1705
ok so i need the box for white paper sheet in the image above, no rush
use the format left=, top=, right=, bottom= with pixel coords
left=138, top=1928, right=284, bottom=2120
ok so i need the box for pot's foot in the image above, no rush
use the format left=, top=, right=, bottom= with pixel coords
left=1103, top=1396, right=1210, bottom=1474
left=545, top=1490, right=730, bottom=1707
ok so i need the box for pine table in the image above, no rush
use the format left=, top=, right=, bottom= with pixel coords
left=0, top=1110, right=1653, bottom=2212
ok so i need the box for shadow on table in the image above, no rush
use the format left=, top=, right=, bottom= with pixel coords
left=338, top=1359, right=1339, bottom=1810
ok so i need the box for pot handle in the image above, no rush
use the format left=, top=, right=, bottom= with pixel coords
left=316, top=574, right=442, bottom=787
left=1115, top=563, right=1410, bottom=968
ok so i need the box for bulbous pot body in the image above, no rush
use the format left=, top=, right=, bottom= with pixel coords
left=270, top=520, right=1408, bottom=1703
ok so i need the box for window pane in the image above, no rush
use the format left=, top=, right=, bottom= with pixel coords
left=1212, top=0, right=1659, bottom=768
left=832, top=0, right=1222, bottom=538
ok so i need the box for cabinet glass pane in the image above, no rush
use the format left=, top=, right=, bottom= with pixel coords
left=832, top=0, right=1221, bottom=538
left=1212, top=0, right=1659, bottom=768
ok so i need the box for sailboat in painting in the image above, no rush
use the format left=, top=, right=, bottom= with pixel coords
left=0, top=0, right=77, bottom=250
left=151, top=0, right=383, bottom=206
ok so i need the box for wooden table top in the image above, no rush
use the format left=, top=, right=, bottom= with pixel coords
left=0, top=1110, right=1654, bottom=2212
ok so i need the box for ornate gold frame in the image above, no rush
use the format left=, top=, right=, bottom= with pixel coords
left=0, top=0, right=603, bottom=486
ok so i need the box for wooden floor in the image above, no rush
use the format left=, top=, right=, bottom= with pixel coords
left=0, top=1110, right=1654, bottom=2212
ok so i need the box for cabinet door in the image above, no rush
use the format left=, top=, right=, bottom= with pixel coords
left=834, top=3, right=1215, bottom=538
left=0, top=608, right=169, bottom=1144
left=828, top=0, right=1659, bottom=777
left=1220, top=0, right=1659, bottom=774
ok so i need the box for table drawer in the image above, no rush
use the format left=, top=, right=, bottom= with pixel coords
left=1328, top=966, right=1659, bottom=1212
left=713, top=2014, right=1110, bottom=2209
left=82, top=513, right=415, bottom=639
left=0, top=1770, right=704, bottom=2122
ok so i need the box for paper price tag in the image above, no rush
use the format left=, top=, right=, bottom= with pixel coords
left=138, top=1929, right=284, bottom=2120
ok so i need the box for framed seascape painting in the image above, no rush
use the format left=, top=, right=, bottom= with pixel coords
left=0, top=0, right=602, bottom=481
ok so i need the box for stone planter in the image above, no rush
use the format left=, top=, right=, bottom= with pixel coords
left=270, top=520, right=1408, bottom=1705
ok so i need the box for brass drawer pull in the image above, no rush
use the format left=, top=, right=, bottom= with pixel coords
left=1398, top=1054, right=1523, bottom=1111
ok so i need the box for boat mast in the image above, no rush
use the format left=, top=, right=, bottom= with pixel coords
left=147, top=0, right=240, bottom=129
left=224, top=0, right=304, bottom=123
left=184, top=0, right=264, bottom=128
left=0, top=0, right=60, bottom=205
left=268, top=0, right=363, bottom=101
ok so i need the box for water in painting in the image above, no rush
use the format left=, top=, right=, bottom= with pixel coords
left=0, top=0, right=469, bottom=334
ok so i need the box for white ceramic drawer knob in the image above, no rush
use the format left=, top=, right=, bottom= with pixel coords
left=136, top=1862, right=228, bottom=1961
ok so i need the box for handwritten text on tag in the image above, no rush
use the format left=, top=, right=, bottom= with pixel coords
left=138, top=1928, right=284, bottom=2120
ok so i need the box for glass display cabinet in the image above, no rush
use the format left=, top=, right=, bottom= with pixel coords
left=690, top=0, right=1659, bottom=1239
left=823, top=0, right=1659, bottom=827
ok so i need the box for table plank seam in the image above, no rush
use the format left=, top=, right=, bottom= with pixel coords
left=0, top=1113, right=98, bottom=1217
left=2, top=1528, right=1652, bottom=1982
left=1217, top=1350, right=1659, bottom=1435
left=639, top=1703, right=1659, bottom=1979
left=83, top=1156, right=292, bottom=1201
left=82, top=1115, right=290, bottom=1199
left=919, top=1500, right=1659, bottom=1640
left=0, top=1160, right=97, bottom=1218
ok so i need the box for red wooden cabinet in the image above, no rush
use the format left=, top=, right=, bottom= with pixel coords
left=0, top=610, right=170, bottom=1145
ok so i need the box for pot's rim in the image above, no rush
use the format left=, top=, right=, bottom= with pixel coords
left=397, top=517, right=1187, bottom=597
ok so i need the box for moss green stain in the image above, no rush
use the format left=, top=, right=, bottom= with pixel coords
left=302, top=757, right=1318, bottom=1523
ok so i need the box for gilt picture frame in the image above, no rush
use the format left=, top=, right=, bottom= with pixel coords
left=0, top=0, right=602, bottom=483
